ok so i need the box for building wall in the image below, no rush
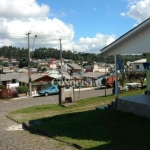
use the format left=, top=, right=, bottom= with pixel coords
left=85, top=64, right=109, bottom=72
left=132, top=63, right=145, bottom=72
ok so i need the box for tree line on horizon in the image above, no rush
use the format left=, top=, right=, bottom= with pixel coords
left=0, top=46, right=145, bottom=67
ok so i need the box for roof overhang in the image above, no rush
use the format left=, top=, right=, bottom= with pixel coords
left=100, top=18, right=150, bottom=55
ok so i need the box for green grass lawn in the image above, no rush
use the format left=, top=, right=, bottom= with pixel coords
left=8, top=88, right=150, bottom=149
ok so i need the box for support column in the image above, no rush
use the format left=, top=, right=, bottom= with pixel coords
left=146, top=53, right=150, bottom=91
left=115, top=55, right=118, bottom=98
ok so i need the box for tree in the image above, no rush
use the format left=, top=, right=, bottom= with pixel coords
left=126, top=71, right=146, bottom=87
left=135, top=72, right=146, bottom=87
left=119, top=77, right=126, bottom=90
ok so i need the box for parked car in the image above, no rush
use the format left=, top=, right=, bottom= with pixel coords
left=38, top=85, right=59, bottom=96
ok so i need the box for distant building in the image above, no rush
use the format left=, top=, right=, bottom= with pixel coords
left=67, top=63, right=81, bottom=76
left=2, top=58, right=19, bottom=67
left=49, top=59, right=57, bottom=69
left=84, top=64, right=109, bottom=73
left=3, top=67, right=14, bottom=74
left=130, top=59, right=146, bottom=72
left=0, top=73, right=25, bottom=88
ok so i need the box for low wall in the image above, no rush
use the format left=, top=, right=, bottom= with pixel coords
left=115, top=98, right=150, bottom=118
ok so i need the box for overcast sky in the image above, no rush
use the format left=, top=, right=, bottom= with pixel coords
left=0, top=0, right=150, bottom=53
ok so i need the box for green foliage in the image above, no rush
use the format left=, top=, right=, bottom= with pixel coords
left=0, top=85, right=6, bottom=90
left=41, top=67, right=47, bottom=72
left=0, top=46, right=146, bottom=64
left=17, top=86, right=29, bottom=94
left=126, top=71, right=146, bottom=86
left=119, top=77, right=126, bottom=88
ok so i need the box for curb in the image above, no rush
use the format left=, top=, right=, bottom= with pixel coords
left=6, top=114, right=22, bottom=124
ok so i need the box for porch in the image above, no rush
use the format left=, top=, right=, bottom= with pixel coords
left=114, top=94, right=150, bottom=118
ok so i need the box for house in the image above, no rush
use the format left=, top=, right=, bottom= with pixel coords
left=129, top=59, right=146, bottom=72
left=17, top=74, right=54, bottom=92
left=17, top=71, right=71, bottom=92
left=100, top=17, right=150, bottom=118
left=2, top=58, right=19, bottom=67
left=82, top=72, right=107, bottom=87
left=67, top=63, right=81, bottom=76
left=56, top=58, right=65, bottom=66
left=2, top=67, right=14, bottom=74
left=84, top=64, right=109, bottom=73
left=49, top=59, right=57, bottom=69
left=0, top=73, right=25, bottom=88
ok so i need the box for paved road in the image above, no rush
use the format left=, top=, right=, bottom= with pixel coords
left=0, top=88, right=112, bottom=150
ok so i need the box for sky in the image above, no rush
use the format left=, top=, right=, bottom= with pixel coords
left=0, top=0, right=150, bottom=53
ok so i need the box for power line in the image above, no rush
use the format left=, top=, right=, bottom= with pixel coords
left=0, top=32, right=102, bottom=39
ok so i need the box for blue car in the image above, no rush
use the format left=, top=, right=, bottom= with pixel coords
left=38, top=85, right=59, bottom=96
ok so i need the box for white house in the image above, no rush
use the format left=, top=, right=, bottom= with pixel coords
left=0, top=73, right=25, bottom=88
left=130, top=59, right=146, bottom=72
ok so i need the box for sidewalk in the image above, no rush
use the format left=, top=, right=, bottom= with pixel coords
left=74, top=87, right=95, bottom=91
left=0, top=87, right=96, bottom=101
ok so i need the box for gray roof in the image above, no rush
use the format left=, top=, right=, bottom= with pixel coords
left=101, top=18, right=150, bottom=55
left=60, top=71, right=71, bottom=79
left=67, top=65, right=72, bottom=70
left=17, top=74, right=44, bottom=83
left=67, top=63, right=81, bottom=69
left=0, top=73, right=25, bottom=81
left=82, top=72, right=105, bottom=78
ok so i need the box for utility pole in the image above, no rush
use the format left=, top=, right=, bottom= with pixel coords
left=26, top=31, right=31, bottom=97
left=59, top=38, right=62, bottom=67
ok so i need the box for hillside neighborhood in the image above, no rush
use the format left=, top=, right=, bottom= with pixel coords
left=0, top=53, right=146, bottom=98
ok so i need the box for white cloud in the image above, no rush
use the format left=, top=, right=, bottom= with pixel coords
left=120, top=12, right=126, bottom=17
left=121, top=0, right=150, bottom=23
left=0, top=0, right=116, bottom=53
left=0, top=0, right=49, bottom=19
left=70, top=33, right=116, bottom=53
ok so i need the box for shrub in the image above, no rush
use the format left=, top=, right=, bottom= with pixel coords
left=17, top=86, right=29, bottom=94
left=119, top=77, right=126, bottom=89
left=0, top=85, right=6, bottom=90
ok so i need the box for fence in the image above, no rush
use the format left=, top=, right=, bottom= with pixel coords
left=0, top=88, right=18, bottom=99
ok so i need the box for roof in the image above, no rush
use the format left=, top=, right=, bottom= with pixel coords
left=101, top=18, right=150, bottom=55
left=0, top=73, right=25, bottom=81
left=131, top=59, right=146, bottom=64
left=17, top=74, right=44, bottom=83
left=82, top=72, right=105, bottom=78
left=67, top=63, right=81, bottom=69
left=66, top=65, right=72, bottom=70
left=60, top=71, right=71, bottom=79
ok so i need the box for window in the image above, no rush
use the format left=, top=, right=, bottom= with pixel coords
left=12, top=79, right=16, bottom=83
left=51, top=86, right=56, bottom=90
left=135, top=65, right=139, bottom=69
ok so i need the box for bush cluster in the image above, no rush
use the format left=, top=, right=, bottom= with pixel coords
left=17, top=86, right=29, bottom=94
